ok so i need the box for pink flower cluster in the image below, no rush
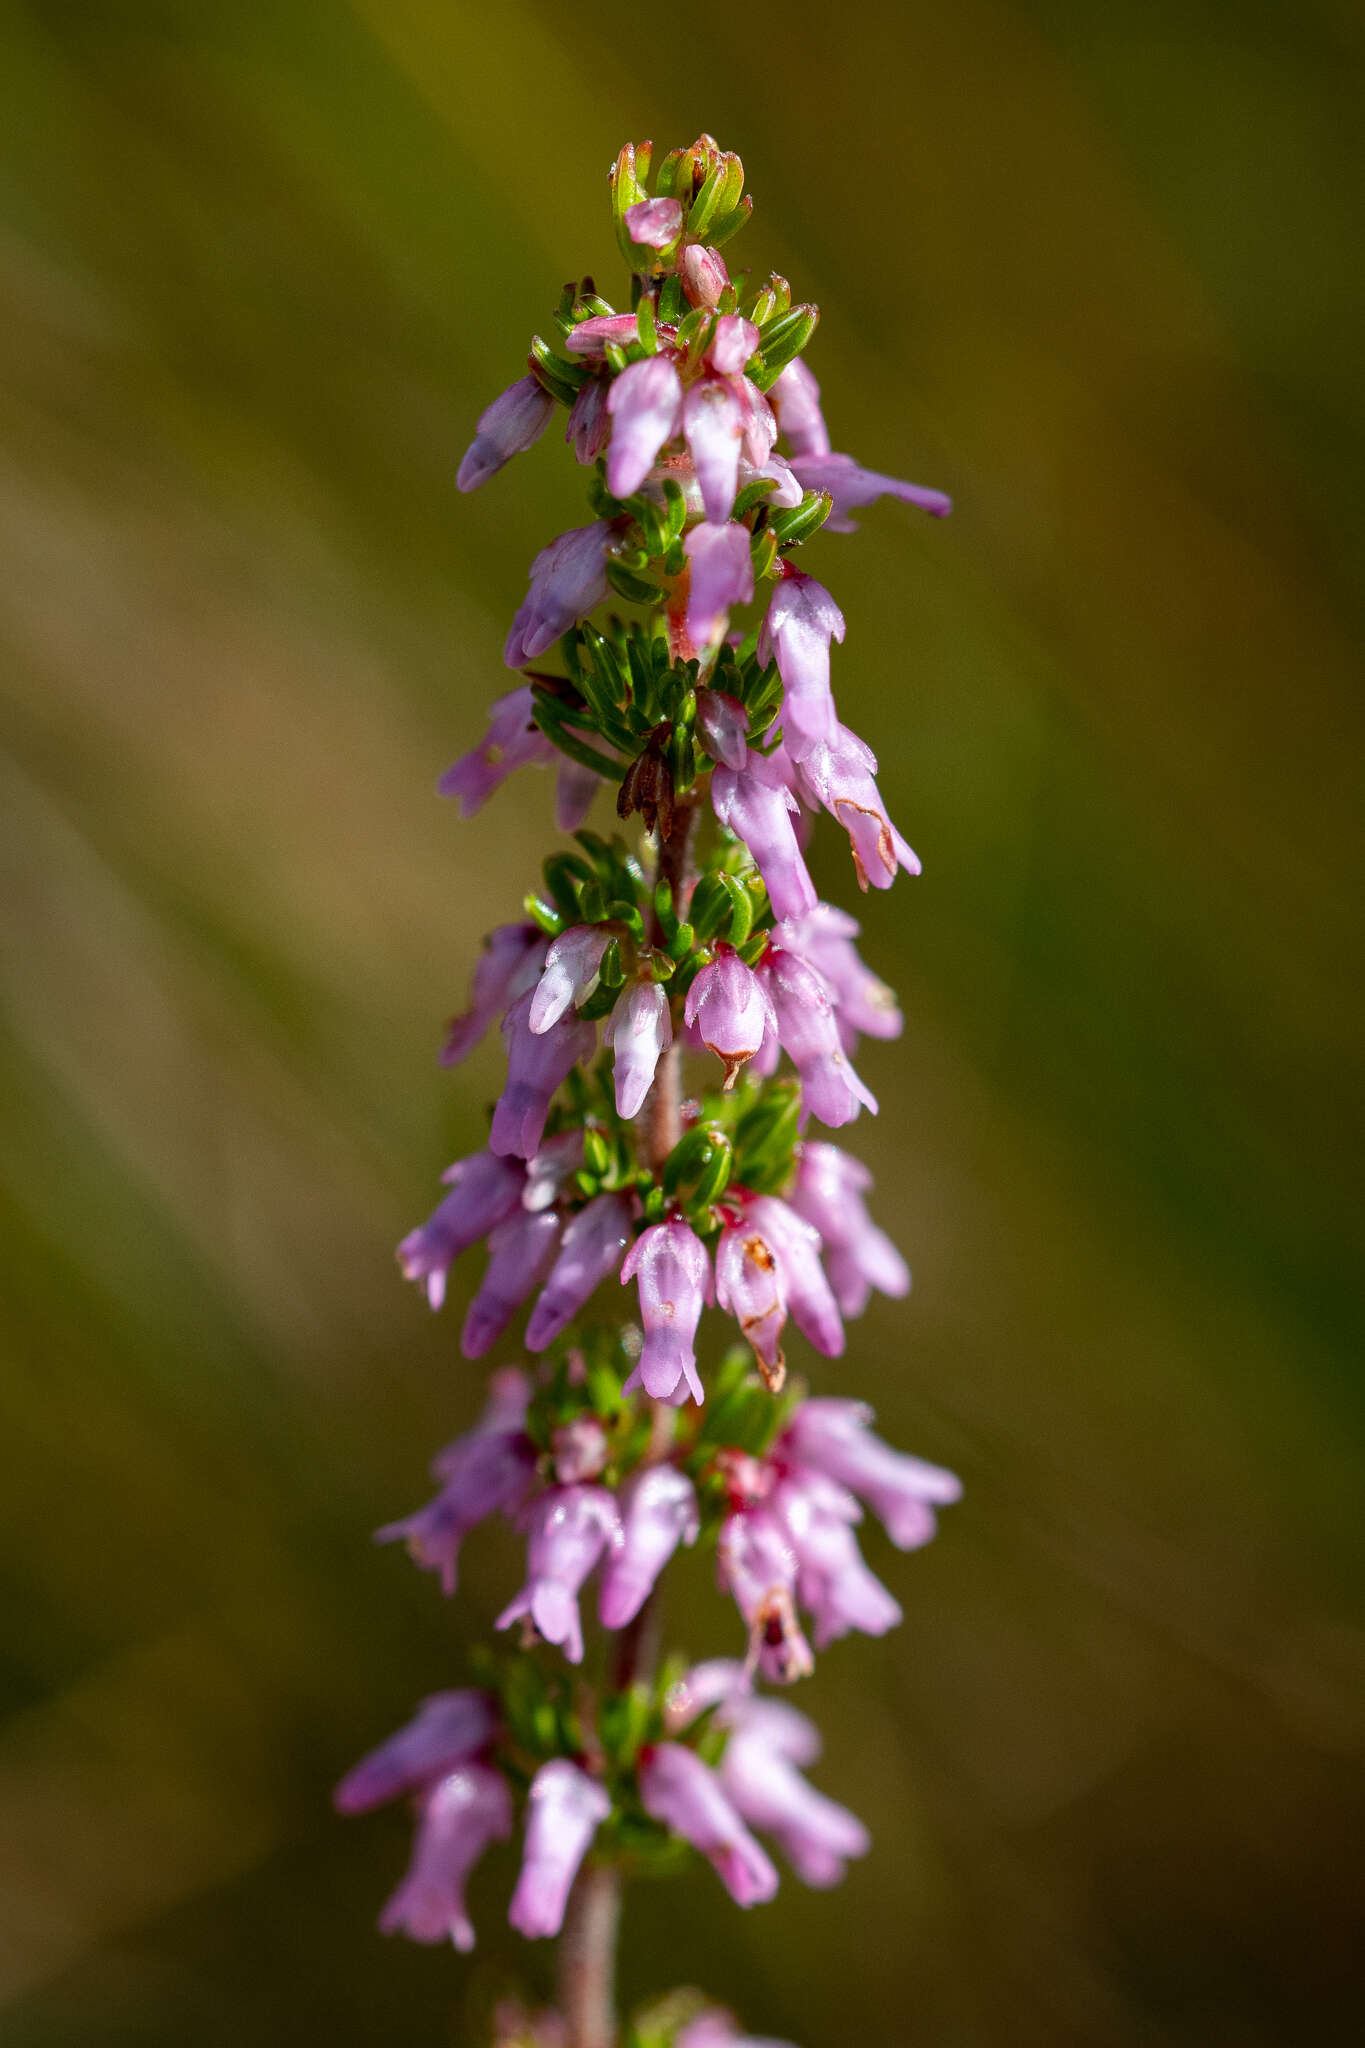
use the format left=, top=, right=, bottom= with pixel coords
left=335, top=1655, right=872, bottom=1952
left=396, top=1127, right=908, bottom=1401
left=376, top=1373, right=958, bottom=1685
left=714, top=1400, right=962, bottom=1680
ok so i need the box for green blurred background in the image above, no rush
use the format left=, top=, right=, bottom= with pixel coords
left=2, top=2, right=1363, bottom=2042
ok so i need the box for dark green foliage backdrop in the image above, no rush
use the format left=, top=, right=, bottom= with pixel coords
left=1, top=3, right=1362, bottom=2043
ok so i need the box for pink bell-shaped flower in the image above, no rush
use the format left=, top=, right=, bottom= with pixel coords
left=620, top=1217, right=714, bottom=1404
left=638, top=1743, right=779, bottom=1908
left=378, top=1763, right=513, bottom=1951
left=496, top=1485, right=621, bottom=1665
left=457, top=374, right=555, bottom=492
left=508, top=1759, right=611, bottom=1940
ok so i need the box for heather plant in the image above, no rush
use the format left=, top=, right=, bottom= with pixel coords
left=338, top=135, right=959, bottom=2048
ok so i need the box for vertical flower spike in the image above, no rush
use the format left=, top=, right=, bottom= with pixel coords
left=379, top=1764, right=513, bottom=1950
left=620, top=1218, right=714, bottom=1404
left=508, top=1761, right=611, bottom=1940
left=345, top=133, right=964, bottom=2044
left=457, top=375, right=556, bottom=492
left=638, top=1744, right=780, bottom=1907
left=759, top=570, right=846, bottom=763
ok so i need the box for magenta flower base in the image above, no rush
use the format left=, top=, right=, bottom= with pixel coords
left=337, top=133, right=959, bottom=2048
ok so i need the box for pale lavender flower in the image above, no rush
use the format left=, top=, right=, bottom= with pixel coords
left=780, top=1397, right=961, bottom=1549
left=740, top=450, right=804, bottom=509
left=508, top=1760, right=611, bottom=1940
left=793, top=724, right=920, bottom=892
left=438, top=686, right=555, bottom=815
left=496, top=1485, right=621, bottom=1665
left=715, top=1214, right=787, bottom=1386
left=683, top=378, right=744, bottom=524
left=505, top=524, right=612, bottom=669
left=604, top=980, right=672, bottom=1119
left=599, top=1465, right=700, bottom=1628
left=716, top=1506, right=814, bottom=1684
left=441, top=923, right=546, bottom=1067
left=397, top=1150, right=525, bottom=1310
left=620, top=1218, right=713, bottom=1404
left=707, top=315, right=760, bottom=379
left=551, top=1415, right=609, bottom=1485
left=555, top=759, right=600, bottom=832
left=529, top=924, right=614, bottom=1034
left=445, top=1371, right=531, bottom=1470
left=760, top=945, right=877, bottom=1127
left=461, top=1208, right=561, bottom=1358
left=606, top=356, right=684, bottom=498
left=771, top=1470, right=901, bottom=1648
left=718, top=1698, right=870, bottom=1888
left=457, top=375, right=555, bottom=492
left=379, top=1763, right=513, bottom=1951
left=564, top=313, right=643, bottom=356
left=565, top=377, right=611, bottom=465
left=525, top=1193, right=633, bottom=1350
left=680, top=243, right=729, bottom=308
left=684, top=522, right=753, bottom=651
left=744, top=1194, right=844, bottom=1358
left=490, top=990, right=597, bottom=1160
left=638, top=1744, right=779, bottom=1907
left=334, top=1690, right=498, bottom=1814
left=677, top=2014, right=798, bottom=2048
left=773, top=906, right=901, bottom=1050
left=377, top=1421, right=536, bottom=1596
left=789, top=450, right=952, bottom=530
left=711, top=750, right=818, bottom=924
left=624, top=196, right=684, bottom=249
left=735, top=377, right=778, bottom=465
left=662, top=1656, right=751, bottom=1733
left=758, top=570, right=846, bottom=763
left=786, top=1145, right=909, bottom=1317
left=684, top=943, right=774, bottom=1089
left=769, top=359, right=830, bottom=460
left=695, top=687, right=749, bottom=771
left=521, top=1130, right=586, bottom=1213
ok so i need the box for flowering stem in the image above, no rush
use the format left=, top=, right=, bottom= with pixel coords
left=558, top=795, right=701, bottom=2048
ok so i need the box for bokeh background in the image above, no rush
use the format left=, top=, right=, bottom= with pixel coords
left=2, top=2, right=1363, bottom=2043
